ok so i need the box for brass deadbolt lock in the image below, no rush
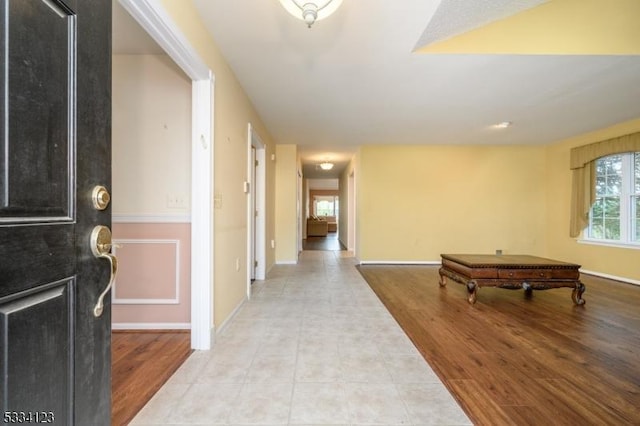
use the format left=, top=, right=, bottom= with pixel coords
left=92, top=185, right=111, bottom=210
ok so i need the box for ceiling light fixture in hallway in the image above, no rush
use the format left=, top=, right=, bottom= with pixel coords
left=278, top=0, right=343, bottom=28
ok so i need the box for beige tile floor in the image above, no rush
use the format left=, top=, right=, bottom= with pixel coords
left=131, top=250, right=472, bottom=425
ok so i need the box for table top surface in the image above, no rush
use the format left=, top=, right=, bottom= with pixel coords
left=441, top=254, right=581, bottom=269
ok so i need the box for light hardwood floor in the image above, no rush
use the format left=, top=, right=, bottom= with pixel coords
left=357, top=264, right=640, bottom=425
left=112, top=330, right=192, bottom=426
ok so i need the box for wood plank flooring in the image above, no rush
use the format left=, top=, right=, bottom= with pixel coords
left=357, top=265, right=640, bottom=426
left=303, top=233, right=346, bottom=250
left=112, top=330, right=192, bottom=426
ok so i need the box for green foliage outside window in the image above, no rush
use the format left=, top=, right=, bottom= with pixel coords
left=588, top=152, right=640, bottom=243
left=590, top=198, right=620, bottom=240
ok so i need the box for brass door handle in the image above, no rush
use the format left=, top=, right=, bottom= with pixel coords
left=90, top=225, right=118, bottom=317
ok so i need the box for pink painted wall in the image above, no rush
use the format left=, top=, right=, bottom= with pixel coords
left=111, top=222, right=191, bottom=327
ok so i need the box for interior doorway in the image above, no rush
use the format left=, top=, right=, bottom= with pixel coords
left=117, top=0, right=213, bottom=350
left=247, top=124, right=266, bottom=298
left=304, top=178, right=345, bottom=252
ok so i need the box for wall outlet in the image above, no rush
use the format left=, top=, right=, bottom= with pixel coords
left=495, top=249, right=503, bottom=255
left=235, top=258, right=240, bottom=271
left=214, top=193, right=223, bottom=209
left=271, top=240, right=275, bottom=249
left=167, top=193, right=188, bottom=209
left=175, top=194, right=188, bottom=209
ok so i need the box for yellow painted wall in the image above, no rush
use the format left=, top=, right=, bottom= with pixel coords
left=545, top=118, right=640, bottom=281
left=161, top=0, right=276, bottom=328
left=275, top=145, right=299, bottom=263
left=357, top=145, right=547, bottom=261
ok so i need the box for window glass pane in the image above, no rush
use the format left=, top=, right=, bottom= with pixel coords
left=316, top=200, right=333, bottom=216
left=604, top=155, right=622, bottom=175
left=634, top=196, right=640, bottom=242
left=604, top=218, right=620, bottom=240
left=595, top=176, right=607, bottom=196
left=607, top=175, right=622, bottom=195
left=604, top=196, right=620, bottom=240
left=635, top=152, right=640, bottom=194
left=591, top=199, right=604, bottom=218
left=595, top=155, right=622, bottom=196
left=590, top=218, right=604, bottom=239
left=603, top=197, right=620, bottom=217
left=589, top=198, right=604, bottom=239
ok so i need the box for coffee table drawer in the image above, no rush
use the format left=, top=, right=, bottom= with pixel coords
left=498, top=269, right=578, bottom=280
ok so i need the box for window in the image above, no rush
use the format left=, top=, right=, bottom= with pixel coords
left=314, top=196, right=339, bottom=217
left=587, top=152, right=640, bottom=245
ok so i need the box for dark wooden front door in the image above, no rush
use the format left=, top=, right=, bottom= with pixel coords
left=0, top=0, right=111, bottom=424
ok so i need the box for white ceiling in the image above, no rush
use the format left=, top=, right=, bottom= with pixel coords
left=114, top=1, right=640, bottom=179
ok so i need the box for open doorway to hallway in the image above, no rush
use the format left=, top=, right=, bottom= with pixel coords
left=111, top=0, right=213, bottom=422
left=247, top=124, right=267, bottom=296
left=304, top=178, right=347, bottom=251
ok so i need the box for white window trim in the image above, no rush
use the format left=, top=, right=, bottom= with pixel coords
left=577, top=238, right=640, bottom=250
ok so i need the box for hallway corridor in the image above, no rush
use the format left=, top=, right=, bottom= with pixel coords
left=131, top=251, right=470, bottom=425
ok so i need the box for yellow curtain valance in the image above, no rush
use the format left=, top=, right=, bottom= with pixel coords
left=569, top=131, right=640, bottom=238
left=570, top=131, right=640, bottom=169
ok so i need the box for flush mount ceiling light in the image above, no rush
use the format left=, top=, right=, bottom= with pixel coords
left=278, top=0, right=343, bottom=28
left=319, top=161, right=334, bottom=170
left=493, top=121, right=512, bottom=129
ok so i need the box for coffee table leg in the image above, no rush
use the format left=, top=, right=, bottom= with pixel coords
left=467, top=280, right=477, bottom=304
left=572, top=282, right=586, bottom=305
left=438, top=268, right=447, bottom=287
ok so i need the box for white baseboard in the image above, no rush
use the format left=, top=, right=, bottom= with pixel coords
left=580, top=269, right=640, bottom=286
left=216, top=296, right=247, bottom=336
left=112, top=322, right=191, bottom=330
left=276, top=260, right=298, bottom=265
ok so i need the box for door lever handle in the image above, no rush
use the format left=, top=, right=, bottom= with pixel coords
left=90, top=225, right=118, bottom=317
left=93, top=253, right=117, bottom=317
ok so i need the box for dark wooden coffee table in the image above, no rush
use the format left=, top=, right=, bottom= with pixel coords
left=439, top=254, right=585, bottom=305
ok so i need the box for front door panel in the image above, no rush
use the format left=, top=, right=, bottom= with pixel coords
left=0, top=280, right=73, bottom=422
left=1, top=0, right=74, bottom=222
left=0, top=0, right=111, bottom=423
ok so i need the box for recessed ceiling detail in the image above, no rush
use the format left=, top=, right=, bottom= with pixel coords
left=416, top=0, right=640, bottom=55
left=414, top=0, right=548, bottom=52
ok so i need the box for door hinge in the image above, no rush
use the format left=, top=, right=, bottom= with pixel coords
left=255, top=160, right=259, bottom=167
left=254, top=260, right=258, bottom=267
left=255, top=209, right=258, bottom=217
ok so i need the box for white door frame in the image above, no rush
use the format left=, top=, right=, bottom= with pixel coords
left=119, top=0, right=214, bottom=350
left=247, top=124, right=266, bottom=297
left=297, top=170, right=303, bottom=254
left=348, top=170, right=356, bottom=251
